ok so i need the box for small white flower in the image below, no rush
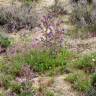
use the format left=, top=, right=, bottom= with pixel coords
left=92, top=58, right=95, bottom=62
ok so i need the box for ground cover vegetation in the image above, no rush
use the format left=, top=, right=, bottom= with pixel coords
left=0, top=0, right=96, bottom=96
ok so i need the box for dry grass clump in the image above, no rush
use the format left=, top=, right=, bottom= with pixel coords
left=0, top=3, right=41, bottom=32
left=18, top=0, right=39, bottom=2
left=71, top=1, right=96, bottom=28
left=49, top=0, right=68, bottom=16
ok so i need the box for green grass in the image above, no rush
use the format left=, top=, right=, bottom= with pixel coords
left=0, top=48, right=73, bottom=95
left=91, top=73, right=96, bottom=87
left=19, top=93, right=34, bottom=96
left=20, top=0, right=39, bottom=3
left=1, top=49, right=73, bottom=76
left=0, top=34, right=10, bottom=48
left=65, top=52, right=96, bottom=92
left=0, top=73, right=35, bottom=95
left=0, top=73, right=14, bottom=89
left=66, top=71, right=91, bottom=92
left=1, top=47, right=95, bottom=94
left=77, top=53, right=96, bottom=69
left=46, top=91, right=54, bottom=96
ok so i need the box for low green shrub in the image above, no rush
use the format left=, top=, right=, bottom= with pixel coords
left=75, top=79, right=91, bottom=91
left=10, top=81, right=22, bottom=94
left=19, top=93, right=34, bottom=96
left=0, top=73, right=36, bottom=95
left=77, top=53, right=96, bottom=69
left=27, top=50, right=67, bottom=73
left=0, top=74, right=14, bottom=89
left=2, top=49, right=72, bottom=76
left=19, top=0, right=38, bottom=2
left=46, top=91, right=54, bottom=96
left=66, top=72, right=91, bottom=92
left=65, top=73, right=78, bottom=83
left=9, top=81, right=34, bottom=95
left=0, top=34, right=10, bottom=48
left=1, top=54, right=23, bottom=76
left=91, top=73, right=96, bottom=87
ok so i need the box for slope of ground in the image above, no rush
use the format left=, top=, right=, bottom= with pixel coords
left=49, top=75, right=80, bottom=96
left=0, top=0, right=96, bottom=96
left=0, top=0, right=12, bottom=6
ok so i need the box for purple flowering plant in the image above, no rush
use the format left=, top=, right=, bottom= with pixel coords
left=39, top=12, right=65, bottom=56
